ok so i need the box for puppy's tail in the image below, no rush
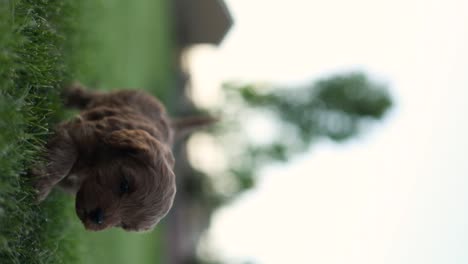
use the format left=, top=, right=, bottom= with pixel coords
left=171, top=116, right=219, bottom=140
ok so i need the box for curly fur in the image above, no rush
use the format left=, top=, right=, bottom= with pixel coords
left=33, top=83, right=210, bottom=232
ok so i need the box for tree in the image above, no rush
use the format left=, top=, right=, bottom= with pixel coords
left=193, top=71, right=392, bottom=201
left=171, top=71, right=393, bottom=263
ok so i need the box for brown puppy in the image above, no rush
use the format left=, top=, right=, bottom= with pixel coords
left=34, top=83, right=210, bottom=232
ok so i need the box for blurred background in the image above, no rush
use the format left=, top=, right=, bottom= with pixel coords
left=70, top=0, right=468, bottom=263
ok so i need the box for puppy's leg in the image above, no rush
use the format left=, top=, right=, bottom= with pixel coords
left=34, top=124, right=78, bottom=202
left=63, top=82, right=101, bottom=109
left=57, top=174, right=81, bottom=195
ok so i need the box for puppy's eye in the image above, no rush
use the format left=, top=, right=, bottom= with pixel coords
left=119, top=178, right=129, bottom=195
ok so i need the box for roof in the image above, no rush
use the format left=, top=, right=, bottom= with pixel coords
left=174, top=0, right=233, bottom=46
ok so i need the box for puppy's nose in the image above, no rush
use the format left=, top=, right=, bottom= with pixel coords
left=88, top=208, right=104, bottom=225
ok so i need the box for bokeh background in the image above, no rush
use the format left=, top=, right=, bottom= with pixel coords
left=2, top=0, right=468, bottom=263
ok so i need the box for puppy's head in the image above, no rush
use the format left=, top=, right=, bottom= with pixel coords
left=75, top=129, right=176, bottom=232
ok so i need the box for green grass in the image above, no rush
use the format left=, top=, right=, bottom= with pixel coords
left=81, top=227, right=167, bottom=264
left=0, top=1, right=83, bottom=263
left=0, top=0, right=173, bottom=263
left=70, top=0, right=174, bottom=98
left=71, top=1, right=173, bottom=263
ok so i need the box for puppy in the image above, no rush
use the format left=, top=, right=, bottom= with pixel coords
left=34, top=83, right=212, bottom=232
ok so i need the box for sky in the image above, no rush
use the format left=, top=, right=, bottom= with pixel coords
left=185, top=0, right=468, bottom=263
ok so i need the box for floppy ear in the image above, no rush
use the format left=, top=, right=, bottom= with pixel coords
left=103, top=129, right=156, bottom=152
left=103, top=129, right=174, bottom=166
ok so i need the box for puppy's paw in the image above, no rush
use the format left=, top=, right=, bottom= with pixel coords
left=31, top=168, right=53, bottom=203
left=34, top=181, right=52, bottom=203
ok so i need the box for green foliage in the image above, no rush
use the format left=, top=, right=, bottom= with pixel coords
left=0, top=0, right=82, bottom=263
left=206, top=72, right=393, bottom=200
left=234, top=72, right=392, bottom=143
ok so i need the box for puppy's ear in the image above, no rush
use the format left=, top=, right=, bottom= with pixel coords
left=103, top=129, right=174, bottom=166
left=103, top=129, right=162, bottom=156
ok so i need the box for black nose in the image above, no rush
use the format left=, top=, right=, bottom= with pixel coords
left=88, top=208, right=104, bottom=225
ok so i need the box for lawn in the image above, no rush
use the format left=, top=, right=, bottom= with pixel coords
left=0, top=0, right=173, bottom=263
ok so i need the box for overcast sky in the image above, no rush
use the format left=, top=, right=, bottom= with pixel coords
left=186, top=0, right=468, bottom=263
